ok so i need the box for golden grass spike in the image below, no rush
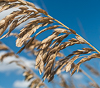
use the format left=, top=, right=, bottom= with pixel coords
left=57, top=52, right=64, bottom=57
left=0, top=3, right=22, bottom=13
left=17, top=14, right=40, bottom=27
left=19, top=6, right=29, bottom=10
left=38, top=60, right=44, bottom=75
left=45, top=55, right=55, bottom=70
left=65, top=55, right=79, bottom=72
left=16, top=24, right=43, bottom=47
left=0, top=4, right=10, bottom=12
left=54, top=28, right=68, bottom=34
left=25, top=74, right=34, bottom=81
left=41, top=32, right=58, bottom=45
left=0, top=10, right=23, bottom=37
left=8, top=19, right=18, bottom=34
left=19, top=17, right=53, bottom=36
left=0, top=19, right=5, bottom=29
left=51, top=34, right=69, bottom=48
left=35, top=51, right=43, bottom=68
left=23, top=71, right=30, bottom=76
left=26, top=1, right=36, bottom=8
left=35, top=25, right=60, bottom=37
left=35, top=8, right=48, bottom=15
left=56, top=62, right=67, bottom=74
left=71, top=53, right=100, bottom=75
left=76, top=36, right=86, bottom=43
left=69, top=28, right=76, bottom=34
left=26, top=39, right=41, bottom=50
left=42, top=53, right=57, bottom=81
left=18, top=0, right=27, bottom=4
left=0, top=20, right=18, bottom=39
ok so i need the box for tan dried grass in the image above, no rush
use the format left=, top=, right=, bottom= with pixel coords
left=0, top=0, right=100, bottom=87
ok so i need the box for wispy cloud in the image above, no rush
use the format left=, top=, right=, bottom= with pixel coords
left=13, top=80, right=32, bottom=88
left=62, top=73, right=69, bottom=79
left=73, top=73, right=83, bottom=79
left=0, top=86, right=3, bottom=88
left=62, top=72, right=83, bottom=80
left=0, top=52, right=36, bottom=74
left=0, top=3, right=41, bottom=30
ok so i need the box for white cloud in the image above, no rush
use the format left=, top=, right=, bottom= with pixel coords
left=0, top=3, right=41, bottom=30
left=73, top=73, right=83, bottom=79
left=19, top=56, right=36, bottom=68
left=0, top=51, right=7, bottom=56
left=0, top=2, right=41, bottom=20
left=0, top=52, right=36, bottom=74
left=13, top=80, right=32, bottom=88
left=59, top=72, right=83, bottom=80
left=0, top=86, right=3, bottom=88
left=16, top=69, right=24, bottom=75
left=0, top=7, right=30, bottom=30
left=62, top=73, right=69, bottom=79
left=0, top=8, right=18, bottom=20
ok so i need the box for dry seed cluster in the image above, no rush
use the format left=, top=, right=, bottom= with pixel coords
left=0, top=0, right=100, bottom=87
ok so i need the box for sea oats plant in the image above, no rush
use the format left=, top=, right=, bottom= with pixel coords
left=0, top=0, right=100, bottom=88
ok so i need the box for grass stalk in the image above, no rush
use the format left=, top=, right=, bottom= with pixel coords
left=47, top=14, right=100, bottom=54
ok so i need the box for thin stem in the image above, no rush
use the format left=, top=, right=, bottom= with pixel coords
left=77, top=35, right=100, bottom=54
left=47, top=14, right=100, bottom=54
left=47, top=15, right=70, bottom=29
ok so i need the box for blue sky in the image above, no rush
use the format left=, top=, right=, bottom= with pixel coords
left=0, top=0, right=100, bottom=88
